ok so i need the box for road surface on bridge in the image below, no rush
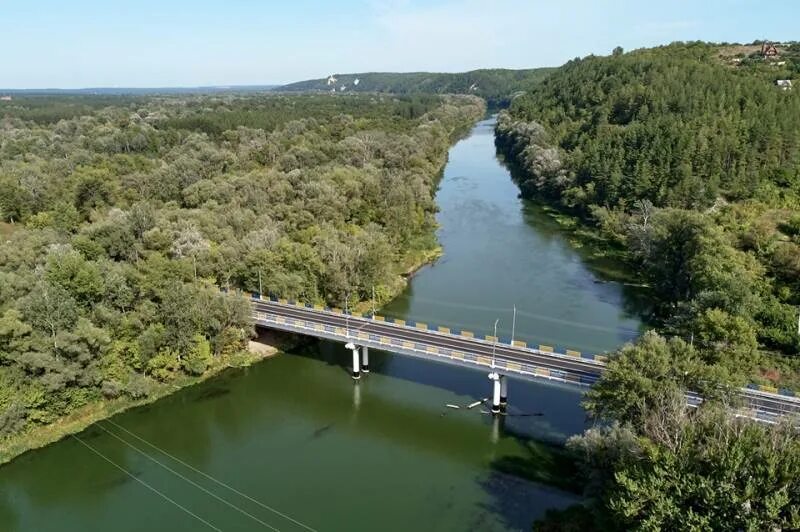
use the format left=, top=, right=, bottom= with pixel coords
left=251, top=298, right=800, bottom=423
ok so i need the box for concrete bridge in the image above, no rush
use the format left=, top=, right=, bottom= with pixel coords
left=249, top=296, right=800, bottom=424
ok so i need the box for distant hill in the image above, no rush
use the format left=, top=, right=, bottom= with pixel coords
left=276, top=68, right=555, bottom=108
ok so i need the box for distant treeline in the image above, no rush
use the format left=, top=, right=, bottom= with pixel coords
left=277, top=68, right=555, bottom=108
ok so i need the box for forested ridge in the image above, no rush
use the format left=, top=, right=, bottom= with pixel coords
left=497, top=42, right=800, bottom=388
left=0, top=93, right=484, bottom=444
left=497, top=42, right=800, bottom=531
left=278, top=68, right=555, bottom=108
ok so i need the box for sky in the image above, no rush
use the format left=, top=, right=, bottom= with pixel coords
left=0, top=0, right=797, bottom=89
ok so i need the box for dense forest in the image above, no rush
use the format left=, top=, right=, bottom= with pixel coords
left=0, top=93, right=484, bottom=443
left=495, top=42, right=800, bottom=530
left=536, top=331, right=800, bottom=531
left=278, top=68, right=555, bottom=108
left=497, top=42, right=800, bottom=389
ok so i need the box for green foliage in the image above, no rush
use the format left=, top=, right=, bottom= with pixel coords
left=584, top=332, right=734, bottom=429
left=278, top=68, right=555, bottom=109
left=569, top=410, right=800, bottom=531
left=146, top=349, right=181, bottom=382
left=0, top=92, right=484, bottom=440
left=182, top=335, right=212, bottom=376
left=566, top=331, right=800, bottom=531
left=499, top=42, right=800, bottom=211
left=496, top=42, right=800, bottom=385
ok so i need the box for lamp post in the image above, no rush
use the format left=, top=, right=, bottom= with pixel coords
left=510, top=305, right=516, bottom=346
left=491, top=318, right=499, bottom=368
left=345, top=292, right=350, bottom=338
left=372, top=286, right=376, bottom=318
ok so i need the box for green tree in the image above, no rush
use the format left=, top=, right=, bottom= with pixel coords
left=21, top=281, right=79, bottom=349
left=182, top=335, right=212, bottom=375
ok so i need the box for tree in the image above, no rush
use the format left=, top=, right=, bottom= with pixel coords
left=74, top=171, right=112, bottom=217
left=583, top=331, right=734, bottom=429
left=567, top=331, right=800, bottom=531
left=182, top=335, right=212, bottom=375
left=21, top=281, right=79, bottom=349
left=567, top=409, right=800, bottom=531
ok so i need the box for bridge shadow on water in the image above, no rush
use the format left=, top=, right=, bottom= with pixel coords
left=285, top=336, right=590, bottom=441
left=286, top=337, right=589, bottom=527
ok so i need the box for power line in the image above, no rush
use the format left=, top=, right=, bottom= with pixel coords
left=71, top=433, right=222, bottom=532
left=96, top=423, right=281, bottom=532
left=104, top=418, right=318, bottom=532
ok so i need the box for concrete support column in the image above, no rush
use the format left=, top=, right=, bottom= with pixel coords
left=361, top=346, right=370, bottom=373
left=499, top=375, right=508, bottom=413
left=346, top=342, right=360, bottom=380
left=488, top=372, right=501, bottom=415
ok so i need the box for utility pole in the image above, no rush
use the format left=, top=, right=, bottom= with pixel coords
left=372, top=286, right=376, bottom=318
left=510, top=305, right=517, bottom=345
left=345, top=292, right=350, bottom=338
left=258, top=270, right=262, bottom=296
left=491, top=318, right=499, bottom=368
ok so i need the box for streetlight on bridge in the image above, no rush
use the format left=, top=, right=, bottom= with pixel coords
left=510, top=305, right=517, bottom=346
left=491, top=318, right=499, bottom=368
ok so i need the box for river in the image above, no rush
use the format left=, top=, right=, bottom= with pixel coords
left=0, top=117, right=642, bottom=531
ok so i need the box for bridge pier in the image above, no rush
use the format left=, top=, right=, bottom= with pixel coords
left=499, top=375, right=508, bottom=413
left=488, top=372, right=501, bottom=414
left=346, top=342, right=360, bottom=380
left=361, top=346, right=369, bottom=373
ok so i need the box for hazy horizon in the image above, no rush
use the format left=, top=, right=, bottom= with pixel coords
left=1, top=0, right=798, bottom=90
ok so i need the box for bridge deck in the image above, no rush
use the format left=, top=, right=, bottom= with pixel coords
left=250, top=298, right=800, bottom=424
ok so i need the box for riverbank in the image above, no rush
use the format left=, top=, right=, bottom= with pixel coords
left=0, top=240, right=445, bottom=468
left=495, top=118, right=800, bottom=391
left=495, top=152, right=641, bottom=287
left=0, top=113, right=636, bottom=532
left=0, top=343, right=280, bottom=466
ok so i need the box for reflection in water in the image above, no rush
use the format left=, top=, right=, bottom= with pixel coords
left=353, top=381, right=361, bottom=410
left=383, top=118, right=642, bottom=355
left=0, top=117, right=644, bottom=532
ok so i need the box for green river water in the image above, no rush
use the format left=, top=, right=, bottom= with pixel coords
left=0, top=117, right=643, bottom=531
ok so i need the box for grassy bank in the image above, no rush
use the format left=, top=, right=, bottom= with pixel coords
left=0, top=347, right=275, bottom=466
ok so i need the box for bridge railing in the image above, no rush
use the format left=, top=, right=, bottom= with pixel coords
left=253, top=310, right=601, bottom=387
left=254, top=309, right=799, bottom=423
left=250, top=293, right=609, bottom=367
left=232, top=290, right=800, bottom=401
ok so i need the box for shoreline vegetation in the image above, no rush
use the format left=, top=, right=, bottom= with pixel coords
left=496, top=42, right=800, bottom=391
left=0, top=93, right=486, bottom=464
left=0, top=342, right=277, bottom=466
left=0, top=231, right=446, bottom=466
left=497, top=41, right=800, bottom=530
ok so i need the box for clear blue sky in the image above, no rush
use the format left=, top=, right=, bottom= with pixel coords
left=1, top=0, right=797, bottom=89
